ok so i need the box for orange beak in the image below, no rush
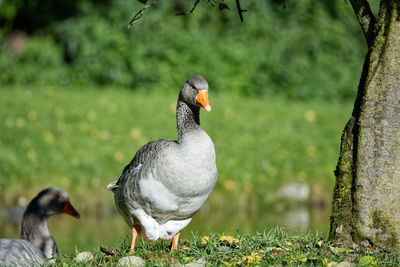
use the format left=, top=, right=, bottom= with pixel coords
left=196, top=90, right=211, bottom=112
left=62, top=200, right=80, bottom=219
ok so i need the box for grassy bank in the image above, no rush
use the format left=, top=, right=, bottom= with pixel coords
left=52, top=228, right=399, bottom=266
left=0, top=85, right=352, bottom=209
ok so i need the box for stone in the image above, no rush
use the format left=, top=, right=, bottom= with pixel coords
left=327, top=261, right=356, bottom=267
left=118, top=256, right=145, bottom=267
left=185, top=256, right=206, bottom=267
left=277, top=182, right=310, bottom=202
left=217, top=246, right=230, bottom=252
left=74, top=251, right=94, bottom=263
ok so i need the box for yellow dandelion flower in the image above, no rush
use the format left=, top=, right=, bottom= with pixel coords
left=358, top=255, right=375, bottom=265
left=219, top=235, right=239, bottom=246
left=86, top=111, right=96, bottom=121
left=241, top=254, right=262, bottom=264
left=91, top=128, right=100, bottom=139
left=99, top=97, right=109, bottom=107
left=16, top=117, right=25, bottom=128
left=267, top=166, right=278, bottom=176
left=307, top=145, right=316, bottom=157
left=27, top=149, right=36, bottom=162
left=130, top=128, right=142, bottom=140
left=224, top=179, right=235, bottom=191
left=114, top=151, right=124, bottom=162
left=201, top=236, right=209, bottom=246
left=28, top=111, right=37, bottom=121
left=229, top=157, right=238, bottom=166
left=305, top=110, right=316, bottom=122
left=43, top=131, right=56, bottom=144
left=242, top=182, right=253, bottom=194
left=170, top=102, right=176, bottom=113
left=297, top=171, right=307, bottom=181
left=57, top=122, right=70, bottom=133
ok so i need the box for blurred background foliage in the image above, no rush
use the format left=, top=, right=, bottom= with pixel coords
left=1, top=0, right=365, bottom=100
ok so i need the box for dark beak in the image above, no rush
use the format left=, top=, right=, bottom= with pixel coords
left=62, top=200, right=80, bottom=219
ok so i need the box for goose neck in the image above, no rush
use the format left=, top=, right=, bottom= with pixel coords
left=20, top=209, right=56, bottom=258
left=176, top=100, right=201, bottom=142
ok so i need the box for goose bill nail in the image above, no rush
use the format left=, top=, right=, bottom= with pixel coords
left=196, top=91, right=211, bottom=112
left=62, top=200, right=80, bottom=219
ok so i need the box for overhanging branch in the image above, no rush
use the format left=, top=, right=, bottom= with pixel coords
left=235, top=0, right=247, bottom=22
left=175, top=0, right=201, bottom=16
left=175, top=0, right=246, bottom=22
left=349, top=0, right=376, bottom=48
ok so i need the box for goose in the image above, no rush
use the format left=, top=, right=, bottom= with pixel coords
left=0, top=187, right=80, bottom=266
left=108, top=74, right=218, bottom=252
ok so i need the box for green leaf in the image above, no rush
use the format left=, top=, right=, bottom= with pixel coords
left=358, top=256, right=375, bottom=265
left=128, top=1, right=158, bottom=28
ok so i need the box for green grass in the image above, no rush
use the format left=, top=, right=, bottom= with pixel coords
left=0, top=85, right=352, bottom=209
left=50, top=228, right=400, bottom=266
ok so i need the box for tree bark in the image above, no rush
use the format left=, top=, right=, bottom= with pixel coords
left=349, top=0, right=376, bottom=48
left=330, top=0, right=400, bottom=250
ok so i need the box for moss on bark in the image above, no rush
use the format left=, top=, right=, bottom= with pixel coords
left=329, top=116, right=355, bottom=243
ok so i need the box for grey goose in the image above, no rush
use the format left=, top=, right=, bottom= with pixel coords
left=0, top=187, right=80, bottom=266
left=108, top=74, right=218, bottom=252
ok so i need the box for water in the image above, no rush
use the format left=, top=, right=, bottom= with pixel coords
left=0, top=197, right=331, bottom=254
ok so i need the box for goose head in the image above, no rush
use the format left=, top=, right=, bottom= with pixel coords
left=28, top=187, right=80, bottom=219
left=180, top=74, right=211, bottom=112
left=20, top=187, right=80, bottom=259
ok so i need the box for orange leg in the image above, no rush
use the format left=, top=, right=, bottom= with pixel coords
left=170, top=232, right=180, bottom=252
left=129, top=226, right=139, bottom=253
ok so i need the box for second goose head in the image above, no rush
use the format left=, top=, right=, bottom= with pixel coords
left=27, top=187, right=80, bottom=219
left=20, top=187, right=80, bottom=259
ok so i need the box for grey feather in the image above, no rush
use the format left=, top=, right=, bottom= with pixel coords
left=117, top=139, right=173, bottom=186
left=0, top=239, right=44, bottom=267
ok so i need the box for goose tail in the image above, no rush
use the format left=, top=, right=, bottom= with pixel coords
left=107, top=180, right=119, bottom=192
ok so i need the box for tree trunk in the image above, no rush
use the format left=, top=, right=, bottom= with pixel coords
left=330, top=0, right=400, bottom=250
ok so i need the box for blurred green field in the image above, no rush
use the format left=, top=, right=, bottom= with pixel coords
left=0, top=85, right=352, bottom=210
